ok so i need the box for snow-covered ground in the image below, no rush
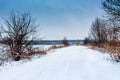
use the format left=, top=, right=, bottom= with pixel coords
left=0, top=46, right=120, bottom=80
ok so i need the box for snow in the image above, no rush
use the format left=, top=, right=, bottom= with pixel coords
left=0, top=46, right=120, bottom=80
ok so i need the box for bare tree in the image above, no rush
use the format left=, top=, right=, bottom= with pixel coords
left=0, top=12, right=39, bottom=61
left=102, top=0, right=120, bottom=21
left=107, top=21, right=120, bottom=40
left=102, top=0, right=120, bottom=46
left=105, top=20, right=120, bottom=47
left=89, top=18, right=108, bottom=45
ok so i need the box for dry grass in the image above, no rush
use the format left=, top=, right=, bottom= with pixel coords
left=46, top=45, right=67, bottom=52
left=85, top=43, right=120, bottom=62
left=20, top=50, right=47, bottom=59
left=103, top=45, right=120, bottom=62
left=20, top=45, right=68, bottom=60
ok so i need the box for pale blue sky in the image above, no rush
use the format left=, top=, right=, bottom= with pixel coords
left=0, top=0, right=104, bottom=40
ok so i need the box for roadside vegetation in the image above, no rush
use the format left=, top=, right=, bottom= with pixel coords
left=0, top=11, right=47, bottom=64
left=84, top=0, right=120, bottom=62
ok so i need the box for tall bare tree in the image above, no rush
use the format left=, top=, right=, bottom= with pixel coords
left=102, top=0, right=120, bottom=46
left=0, top=12, right=39, bottom=61
left=89, top=18, right=108, bottom=45
left=107, top=21, right=120, bottom=40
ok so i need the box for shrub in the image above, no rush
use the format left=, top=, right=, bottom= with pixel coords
left=0, top=12, right=40, bottom=61
left=62, top=37, right=70, bottom=46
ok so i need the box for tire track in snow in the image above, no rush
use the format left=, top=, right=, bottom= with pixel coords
left=65, top=60, right=72, bottom=80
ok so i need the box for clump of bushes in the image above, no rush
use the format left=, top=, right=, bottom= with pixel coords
left=62, top=37, right=70, bottom=46
left=0, top=11, right=45, bottom=63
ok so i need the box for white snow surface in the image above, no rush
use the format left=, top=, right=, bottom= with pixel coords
left=0, top=46, right=120, bottom=80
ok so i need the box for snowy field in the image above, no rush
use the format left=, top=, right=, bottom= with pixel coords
left=0, top=46, right=120, bottom=80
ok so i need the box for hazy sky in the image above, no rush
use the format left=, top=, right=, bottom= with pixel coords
left=0, top=0, right=104, bottom=40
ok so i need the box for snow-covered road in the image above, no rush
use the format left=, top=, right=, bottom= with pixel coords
left=0, top=46, right=120, bottom=80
